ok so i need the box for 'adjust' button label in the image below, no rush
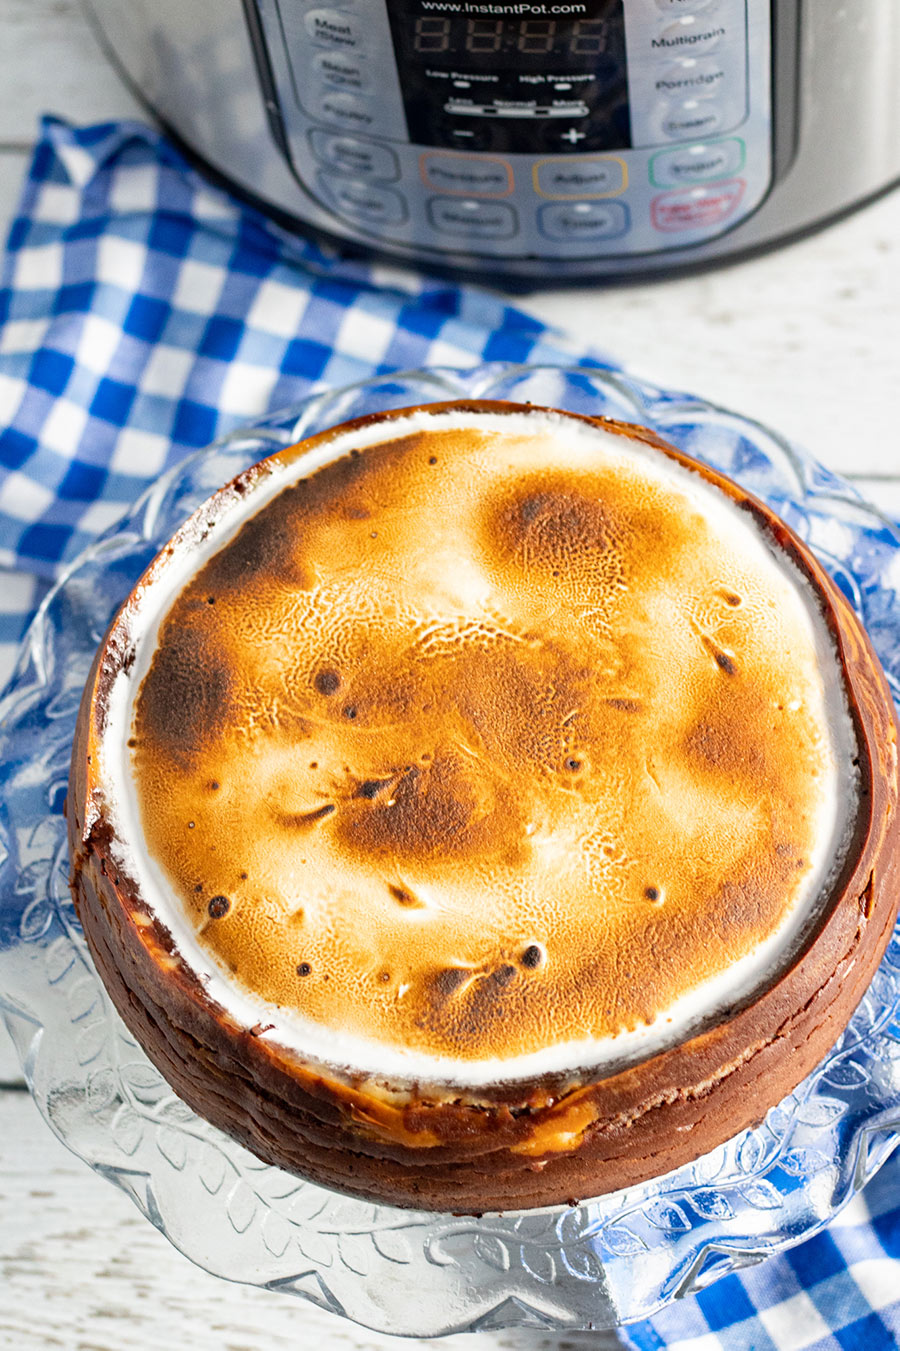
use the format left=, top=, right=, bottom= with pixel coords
left=534, top=157, right=626, bottom=199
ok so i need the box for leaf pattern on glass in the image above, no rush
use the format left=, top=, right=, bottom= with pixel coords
left=337, top=1234, right=371, bottom=1277
left=601, top=1224, right=648, bottom=1256
left=197, top=1144, right=228, bottom=1196
left=371, top=1229, right=414, bottom=1265
left=644, top=1202, right=692, bottom=1234
left=473, top=1233, right=511, bottom=1272
left=225, top=1180, right=258, bottom=1235
left=691, top=1191, right=735, bottom=1221
left=110, top=1104, right=144, bottom=1156
left=821, top=1060, right=872, bottom=1090
left=156, top=1125, right=188, bottom=1171
left=560, top=1244, right=605, bottom=1283
left=261, top=1212, right=292, bottom=1258
left=795, top=1098, right=848, bottom=1131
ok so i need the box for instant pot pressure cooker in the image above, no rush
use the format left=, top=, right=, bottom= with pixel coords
left=83, top=0, right=900, bottom=280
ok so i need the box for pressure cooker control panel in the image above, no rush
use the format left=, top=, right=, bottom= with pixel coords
left=250, top=0, right=772, bottom=258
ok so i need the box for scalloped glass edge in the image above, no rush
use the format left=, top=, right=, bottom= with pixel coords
left=3, top=362, right=900, bottom=1337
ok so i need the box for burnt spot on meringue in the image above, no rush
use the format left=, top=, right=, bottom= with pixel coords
left=136, top=623, right=232, bottom=765
left=271, top=802, right=335, bottom=829
left=199, top=480, right=311, bottom=592
left=314, top=669, right=341, bottom=696
left=486, top=477, right=625, bottom=590
left=432, top=966, right=471, bottom=1000
left=388, top=883, right=424, bottom=908
left=701, top=632, right=739, bottom=676
left=356, top=776, right=395, bottom=800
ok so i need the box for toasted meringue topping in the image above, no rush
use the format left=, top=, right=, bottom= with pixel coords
left=101, top=407, right=858, bottom=1083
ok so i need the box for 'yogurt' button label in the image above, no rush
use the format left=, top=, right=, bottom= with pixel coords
left=650, top=138, right=744, bottom=187
left=651, top=178, right=746, bottom=232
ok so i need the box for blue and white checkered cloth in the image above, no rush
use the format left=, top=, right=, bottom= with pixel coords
left=1, top=119, right=899, bottom=1350
left=0, top=117, right=606, bottom=675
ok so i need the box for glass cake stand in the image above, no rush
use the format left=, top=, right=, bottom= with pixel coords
left=3, top=363, right=900, bottom=1337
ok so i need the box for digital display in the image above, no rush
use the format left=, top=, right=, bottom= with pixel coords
left=387, top=1, right=630, bottom=155
left=413, top=18, right=609, bottom=58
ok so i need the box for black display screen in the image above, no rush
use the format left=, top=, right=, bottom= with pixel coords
left=387, top=1, right=630, bottom=154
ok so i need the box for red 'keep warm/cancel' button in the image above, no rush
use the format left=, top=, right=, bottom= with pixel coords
left=651, top=178, right=746, bottom=232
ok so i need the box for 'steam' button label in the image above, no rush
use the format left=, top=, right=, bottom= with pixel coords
left=661, top=99, right=725, bottom=139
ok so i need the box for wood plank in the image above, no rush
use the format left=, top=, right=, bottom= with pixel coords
left=0, top=151, right=29, bottom=231
left=522, top=189, right=900, bottom=480
left=0, top=1092, right=621, bottom=1351
left=0, top=0, right=141, bottom=146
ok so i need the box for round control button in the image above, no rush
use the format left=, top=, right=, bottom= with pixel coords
left=309, top=131, right=399, bottom=181
left=421, top=152, right=513, bottom=197
left=538, top=200, right=629, bottom=243
left=304, top=9, right=364, bottom=50
left=655, top=0, right=720, bottom=13
left=662, top=99, right=725, bottom=139
left=657, top=15, right=726, bottom=56
left=427, top=198, right=518, bottom=240
left=650, top=137, right=744, bottom=187
left=317, top=90, right=377, bottom=132
left=319, top=175, right=407, bottom=226
left=313, top=51, right=369, bottom=91
left=657, top=57, right=727, bottom=100
left=651, top=179, right=746, bottom=233
left=534, top=157, right=626, bottom=199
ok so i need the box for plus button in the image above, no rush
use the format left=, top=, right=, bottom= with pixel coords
left=561, top=128, right=586, bottom=145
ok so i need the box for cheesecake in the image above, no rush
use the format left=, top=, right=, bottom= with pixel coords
left=68, top=402, right=900, bottom=1211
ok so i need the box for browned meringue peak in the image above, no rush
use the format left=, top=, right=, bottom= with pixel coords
left=129, top=410, right=853, bottom=1066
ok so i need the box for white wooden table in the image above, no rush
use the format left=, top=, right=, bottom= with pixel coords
left=1, top=3, right=899, bottom=1346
